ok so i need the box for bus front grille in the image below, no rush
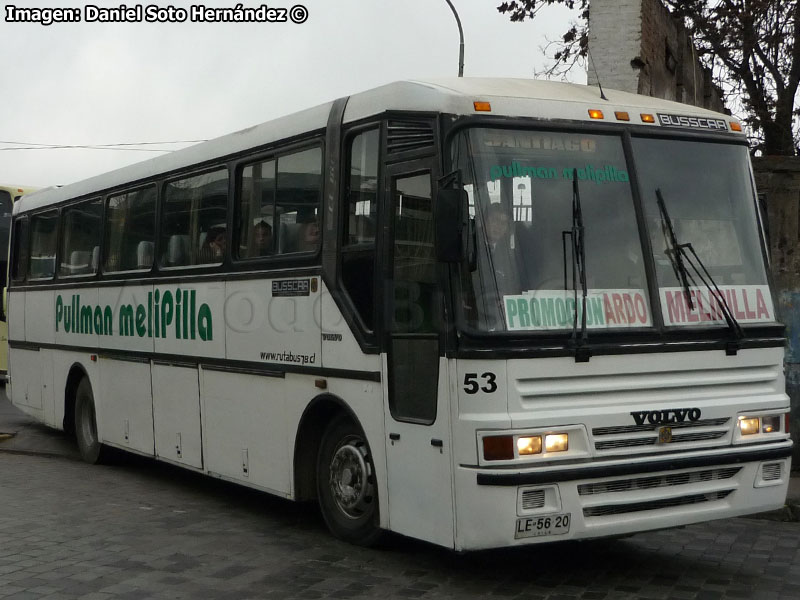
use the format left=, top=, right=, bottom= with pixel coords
left=577, top=467, right=741, bottom=496
left=583, top=490, right=734, bottom=518
left=592, top=418, right=731, bottom=452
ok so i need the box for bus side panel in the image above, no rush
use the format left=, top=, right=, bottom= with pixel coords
left=153, top=282, right=225, bottom=358
left=7, top=290, right=24, bottom=342
left=54, top=288, right=100, bottom=350
left=98, top=357, right=155, bottom=456
left=98, top=285, right=155, bottom=354
left=201, top=368, right=289, bottom=496
left=24, top=290, right=54, bottom=345
left=17, top=290, right=56, bottom=425
left=319, top=283, right=382, bottom=374
left=96, top=283, right=156, bottom=455
left=8, top=348, right=45, bottom=421
left=151, top=364, right=202, bottom=469
left=224, top=279, right=320, bottom=367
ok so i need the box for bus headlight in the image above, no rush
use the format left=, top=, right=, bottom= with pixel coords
left=738, top=417, right=760, bottom=435
left=517, top=436, right=542, bottom=455
left=479, top=427, right=587, bottom=464
left=735, top=413, right=789, bottom=442
left=545, top=434, right=569, bottom=452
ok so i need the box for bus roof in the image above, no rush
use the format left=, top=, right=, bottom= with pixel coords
left=16, top=78, right=740, bottom=215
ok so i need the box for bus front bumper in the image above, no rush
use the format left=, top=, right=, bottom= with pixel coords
left=454, top=444, right=792, bottom=551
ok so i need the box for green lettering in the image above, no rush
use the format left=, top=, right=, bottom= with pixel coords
left=517, top=298, right=530, bottom=328
left=505, top=298, right=519, bottom=328
left=136, top=305, right=146, bottom=337
left=119, top=305, right=135, bottom=336
left=55, top=296, right=63, bottom=331
left=104, top=306, right=113, bottom=335
left=80, top=306, right=93, bottom=334
left=542, top=298, right=556, bottom=327
left=198, top=303, right=213, bottom=341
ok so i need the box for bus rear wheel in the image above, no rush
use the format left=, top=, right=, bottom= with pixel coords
left=316, top=415, right=381, bottom=546
left=75, top=378, right=107, bottom=464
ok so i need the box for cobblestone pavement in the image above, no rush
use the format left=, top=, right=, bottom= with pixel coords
left=0, top=451, right=799, bottom=600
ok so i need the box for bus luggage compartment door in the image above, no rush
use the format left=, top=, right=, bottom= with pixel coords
left=151, top=362, right=203, bottom=469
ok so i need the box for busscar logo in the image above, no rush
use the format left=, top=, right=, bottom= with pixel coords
left=657, top=113, right=728, bottom=131
left=271, top=279, right=310, bottom=297
left=630, top=408, right=702, bottom=426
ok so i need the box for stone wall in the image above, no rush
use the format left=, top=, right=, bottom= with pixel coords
left=588, top=0, right=724, bottom=112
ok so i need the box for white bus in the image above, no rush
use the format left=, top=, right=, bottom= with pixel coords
left=8, top=79, right=791, bottom=550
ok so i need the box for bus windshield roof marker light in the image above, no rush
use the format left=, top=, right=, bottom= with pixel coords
left=474, top=101, right=491, bottom=112
left=641, top=113, right=656, bottom=123
left=588, top=109, right=604, bottom=120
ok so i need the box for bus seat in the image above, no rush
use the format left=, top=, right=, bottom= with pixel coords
left=166, top=235, right=190, bottom=266
left=70, top=250, right=92, bottom=275
left=137, top=241, right=154, bottom=269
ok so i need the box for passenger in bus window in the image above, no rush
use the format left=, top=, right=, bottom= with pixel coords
left=201, top=226, right=226, bottom=262
left=297, top=215, right=320, bottom=253
left=252, top=220, right=273, bottom=256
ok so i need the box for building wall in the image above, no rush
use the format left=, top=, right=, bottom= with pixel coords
left=588, top=0, right=724, bottom=112
left=753, top=158, right=800, bottom=460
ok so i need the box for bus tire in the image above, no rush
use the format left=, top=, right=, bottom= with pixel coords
left=74, top=378, right=107, bottom=464
left=316, top=415, right=382, bottom=546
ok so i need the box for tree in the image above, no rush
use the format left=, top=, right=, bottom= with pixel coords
left=497, top=0, right=800, bottom=156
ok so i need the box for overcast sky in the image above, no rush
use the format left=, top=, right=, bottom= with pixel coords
left=1, top=0, right=585, bottom=188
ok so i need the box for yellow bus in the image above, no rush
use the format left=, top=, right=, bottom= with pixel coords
left=0, top=185, right=38, bottom=379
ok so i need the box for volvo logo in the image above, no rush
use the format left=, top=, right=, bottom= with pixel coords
left=658, top=426, right=673, bottom=444
left=630, top=408, right=702, bottom=426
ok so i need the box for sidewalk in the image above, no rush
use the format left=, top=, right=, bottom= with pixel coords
left=1, top=388, right=799, bottom=519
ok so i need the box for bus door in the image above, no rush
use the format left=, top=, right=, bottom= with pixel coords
left=382, top=160, right=455, bottom=547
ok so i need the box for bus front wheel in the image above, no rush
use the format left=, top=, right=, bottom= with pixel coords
left=74, top=378, right=107, bottom=464
left=316, top=415, right=381, bottom=546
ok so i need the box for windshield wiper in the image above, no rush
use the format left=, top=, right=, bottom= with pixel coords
left=570, top=169, right=590, bottom=362
left=655, top=188, right=744, bottom=353
left=656, top=189, right=694, bottom=309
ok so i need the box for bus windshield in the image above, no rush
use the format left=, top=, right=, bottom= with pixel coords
left=451, top=127, right=773, bottom=333
left=634, top=138, right=772, bottom=328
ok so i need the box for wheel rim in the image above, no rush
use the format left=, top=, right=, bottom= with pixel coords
left=78, top=397, right=97, bottom=447
left=328, top=436, right=374, bottom=519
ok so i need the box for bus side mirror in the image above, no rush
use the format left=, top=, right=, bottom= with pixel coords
left=434, top=188, right=468, bottom=263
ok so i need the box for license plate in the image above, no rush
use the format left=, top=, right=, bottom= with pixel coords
left=514, top=513, right=571, bottom=539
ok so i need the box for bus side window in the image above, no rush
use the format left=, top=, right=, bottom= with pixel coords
left=59, top=199, right=102, bottom=277
left=10, top=218, right=30, bottom=282
left=29, top=211, right=59, bottom=280
left=236, top=159, right=276, bottom=259
left=275, top=147, right=322, bottom=256
left=341, top=129, right=379, bottom=331
left=105, top=187, right=156, bottom=272
left=161, top=169, right=229, bottom=267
